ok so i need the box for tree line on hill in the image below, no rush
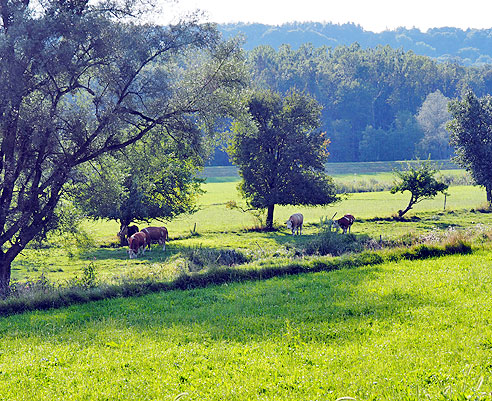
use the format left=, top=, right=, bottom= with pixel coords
left=219, top=22, right=492, bottom=66
left=208, top=42, right=492, bottom=165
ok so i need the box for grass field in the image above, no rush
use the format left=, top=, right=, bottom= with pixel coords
left=2, top=165, right=492, bottom=400
left=1, top=251, right=492, bottom=400
left=10, top=173, right=492, bottom=284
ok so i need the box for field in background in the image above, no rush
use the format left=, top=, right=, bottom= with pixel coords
left=202, top=159, right=461, bottom=182
left=6, top=162, right=492, bottom=282
left=9, top=160, right=490, bottom=284
left=10, top=182, right=491, bottom=284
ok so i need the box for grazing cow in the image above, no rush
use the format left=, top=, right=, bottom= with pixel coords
left=141, top=226, right=168, bottom=252
left=118, top=224, right=139, bottom=245
left=333, top=214, right=355, bottom=234
left=286, top=213, right=303, bottom=235
left=128, top=232, right=147, bottom=259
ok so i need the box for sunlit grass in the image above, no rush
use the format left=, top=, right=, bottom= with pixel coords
left=1, top=251, right=492, bottom=400
left=11, top=180, right=492, bottom=284
left=3, top=166, right=492, bottom=399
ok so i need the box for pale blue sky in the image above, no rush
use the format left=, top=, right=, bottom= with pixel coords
left=158, top=0, right=492, bottom=32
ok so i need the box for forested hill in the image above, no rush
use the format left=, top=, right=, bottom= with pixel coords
left=218, top=22, right=492, bottom=66
left=206, top=22, right=492, bottom=165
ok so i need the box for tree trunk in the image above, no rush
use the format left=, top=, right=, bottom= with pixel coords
left=265, top=204, right=275, bottom=230
left=398, top=204, right=413, bottom=218
left=118, top=219, right=133, bottom=246
left=0, top=252, right=12, bottom=296
left=118, top=222, right=128, bottom=246
left=487, top=185, right=492, bottom=204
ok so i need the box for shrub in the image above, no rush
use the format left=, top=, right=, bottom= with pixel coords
left=180, top=246, right=249, bottom=272
left=301, top=230, right=367, bottom=256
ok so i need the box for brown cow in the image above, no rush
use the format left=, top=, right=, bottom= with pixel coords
left=333, top=214, right=355, bottom=234
left=118, top=224, right=139, bottom=245
left=141, top=226, right=168, bottom=252
left=128, top=231, right=147, bottom=259
left=286, top=213, right=303, bottom=235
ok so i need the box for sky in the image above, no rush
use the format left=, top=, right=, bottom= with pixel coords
left=160, top=0, right=492, bottom=32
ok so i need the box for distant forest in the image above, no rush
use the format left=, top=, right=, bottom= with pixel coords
left=219, top=22, right=492, bottom=66
left=209, top=23, right=492, bottom=165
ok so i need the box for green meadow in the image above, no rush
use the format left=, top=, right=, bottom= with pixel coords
left=3, top=165, right=492, bottom=400
left=10, top=179, right=492, bottom=284
left=2, top=252, right=492, bottom=400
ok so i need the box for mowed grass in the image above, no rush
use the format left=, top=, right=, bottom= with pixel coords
left=1, top=251, right=492, bottom=400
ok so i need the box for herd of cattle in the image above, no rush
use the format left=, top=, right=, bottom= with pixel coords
left=119, top=226, right=169, bottom=259
left=120, top=213, right=355, bottom=258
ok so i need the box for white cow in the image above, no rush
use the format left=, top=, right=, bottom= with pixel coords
left=286, top=213, right=303, bottom=235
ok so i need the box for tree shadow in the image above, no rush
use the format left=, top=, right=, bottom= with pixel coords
left=9, top=261, right=450, bottom=347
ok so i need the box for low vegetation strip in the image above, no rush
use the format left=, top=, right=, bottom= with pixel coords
left=0, top=238, right=472, bottom=317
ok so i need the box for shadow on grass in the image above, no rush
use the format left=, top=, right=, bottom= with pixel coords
left=79, top=245, right=176, bottom=263
left=4, top=260, right=444, bottom=346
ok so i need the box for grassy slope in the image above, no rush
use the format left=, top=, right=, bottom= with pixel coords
left=1, top=251, right=492, bottom=400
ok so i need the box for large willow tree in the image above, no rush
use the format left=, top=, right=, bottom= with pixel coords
left=0, top=0, right=246, bottom=292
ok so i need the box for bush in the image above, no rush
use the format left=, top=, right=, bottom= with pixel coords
left=181, top=246, right=249, bottom=272
left=301, top=230, right=367, bottom=256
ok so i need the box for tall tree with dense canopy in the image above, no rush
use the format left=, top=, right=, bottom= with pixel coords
left=0, top=0, right=246, bottom=291
left=227, top=89, right=338, bottom=229
left=448, top=91, right=492, bottom=203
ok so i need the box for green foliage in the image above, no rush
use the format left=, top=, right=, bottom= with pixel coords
left=228, top=89, right=338, bottom=228
left=246, top=42, right=492, bottom=163
left=224, top=22, right=492, bottom=66
left=300, top=230, right=367, bottom=256
left=0, top=0, right=247, bottom=289
left=391, top=159, right=449, bottom=217
left=79, top=261, right=98, bottom=289
left=448, top=91, right=492, bottom=203
left=415, top=90, right=453, bottom=159
left=178, top=246, right=249, bottom=272
left=69, top=138, right=205, bottom=229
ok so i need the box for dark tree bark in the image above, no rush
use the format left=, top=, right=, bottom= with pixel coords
left=265, top=204, right=275, bottom=230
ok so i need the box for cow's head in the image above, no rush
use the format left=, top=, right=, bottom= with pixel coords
left=286, top=219, right=293, bottom=230
left=332, top=220, right=341, bottom=230
left=128, top=248, right=137, bottom=259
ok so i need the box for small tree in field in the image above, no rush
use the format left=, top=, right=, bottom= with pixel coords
left=227, top=89, right=339, bottom=229
left=391, top=160, right=448, bottom=218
